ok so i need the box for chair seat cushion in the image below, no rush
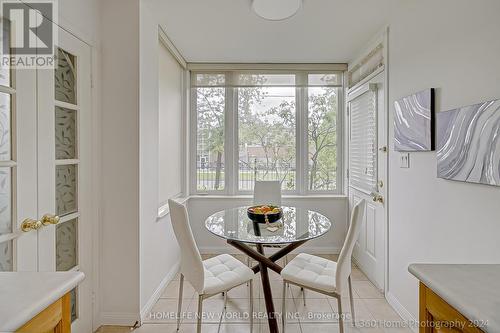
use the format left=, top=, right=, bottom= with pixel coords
left=203, top=254, right=254, bottom=295
left=281, top=253, right=337, bottom=293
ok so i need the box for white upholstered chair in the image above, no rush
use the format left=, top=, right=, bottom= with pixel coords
left=253, top=180, right=282, bottom=206
left=247, top=181, right=288, bottom=266
left=280, top=199, right=366, bottom=333
left=168, top=199, right=255, bottom=333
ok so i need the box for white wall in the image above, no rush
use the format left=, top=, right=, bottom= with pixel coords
left=387, top=0, right=500, bottom=321
left=188, top=196, right=348, bottom=253
left=58, top=0, right=99, bottom=45
left=100, top=0, right=141, bottom=324
left=139, top=0, right=182, bottom=317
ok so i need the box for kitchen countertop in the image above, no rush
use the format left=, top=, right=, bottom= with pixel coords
left=409, top=264, right=500, bottom=333
left=0, top=271, right=85, bottom=332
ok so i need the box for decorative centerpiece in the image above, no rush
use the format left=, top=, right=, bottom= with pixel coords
left=247, top=205, right=283, bottom=224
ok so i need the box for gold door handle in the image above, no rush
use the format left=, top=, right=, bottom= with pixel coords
left=21, top=214, right=60, bottom=232
left=370, top=192, right=384, bottom=204
left=41, top=214, right=60, bottom=226
left=21, top=218, right=43, bottom=232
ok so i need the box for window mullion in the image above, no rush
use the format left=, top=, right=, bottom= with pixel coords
left=224, top=72, right=236, bottom=195
left=296, top=72, right=307, bottom=195
left=337, top=77, right=345, bottom=195
left=231, top=85, right=239, bottom=195
left=189, top=84, right=197, bottom=194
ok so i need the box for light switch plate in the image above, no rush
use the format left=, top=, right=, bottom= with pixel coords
left=400, top=153, right=410, bottom=168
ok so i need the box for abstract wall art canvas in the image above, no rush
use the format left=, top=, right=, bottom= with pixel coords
left=394, top=88, right=434, bottom=151
left=437, top=99, right=500, bottom=187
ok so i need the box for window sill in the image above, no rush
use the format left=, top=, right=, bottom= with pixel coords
left=157, top=196, right=189, bottom=220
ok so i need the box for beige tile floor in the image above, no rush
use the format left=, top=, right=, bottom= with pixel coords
left=96, top=254, right=412, bottom=333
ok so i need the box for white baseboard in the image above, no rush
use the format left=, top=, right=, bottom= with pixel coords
left=140, top=261, right=180, bottom=322
left=199, top=246, right=341, bottom=255
left=386, top=291, right=418, bottom=333
left=100, top=312, right=140, bottom=326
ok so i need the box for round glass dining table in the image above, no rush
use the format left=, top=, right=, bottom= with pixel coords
left=204, top=206, right=332, bottom=333
left=205, top=206, right=332, bottom=244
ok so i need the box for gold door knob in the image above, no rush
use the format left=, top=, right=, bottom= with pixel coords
left=41, top=214, right=60, bottom=226
left=21, top=218, right=43, bottom=232
left=370, top=192, right=384, bottom=204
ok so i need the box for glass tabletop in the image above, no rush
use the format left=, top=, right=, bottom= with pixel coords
left=204, top=206, right=332, bottom=245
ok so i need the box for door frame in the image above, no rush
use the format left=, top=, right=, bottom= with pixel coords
left=56, top=25, right=101, bottom=333
left=30, top=9, right=100, bottom=331
left=346, top=26, right=390, bottom=295
left=12, top=0, right=99, bottom=329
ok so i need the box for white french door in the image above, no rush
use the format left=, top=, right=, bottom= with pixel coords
left=37, top=25, right=93, bottom=333
left=348, top=74, right=386, bottom=291
left=0, top=2, right=38, bottom=272
left=0, top=16, right=92, bottom=333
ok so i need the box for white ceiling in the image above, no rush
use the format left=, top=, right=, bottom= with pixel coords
left=153, top=0, right=397, bottom=63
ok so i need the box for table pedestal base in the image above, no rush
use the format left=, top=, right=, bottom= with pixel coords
left=227, top=240, right=307, bottom=333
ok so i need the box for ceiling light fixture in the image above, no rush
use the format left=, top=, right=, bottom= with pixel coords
left=252, top=0, right=302, bottom=21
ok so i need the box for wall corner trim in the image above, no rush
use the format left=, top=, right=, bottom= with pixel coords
left=158, top=25, right=187, bottom=69
left=386, top=291, right=418, bottom=333
left=140, top=261, right=181, bottom=322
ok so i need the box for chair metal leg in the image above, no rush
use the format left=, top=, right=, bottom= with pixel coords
left=249, top=279, right=254, bottom=332
left=282, top=282, right=287, bottom=333
left=302, top=288, right=306, bottom=306
left=223, top=290, right=228, bottom=310
left=197, top=295, right=203, bottom=333
left=348, top=275, right=356, bottom=325
left=337, top=297, right=344, bottom=333
left=176, top=274, right=184, bottom=331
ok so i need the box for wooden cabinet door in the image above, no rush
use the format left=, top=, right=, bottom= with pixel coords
left=419, top=283, right=483, bottom=333
left=16, top=293, right=71, bottom=333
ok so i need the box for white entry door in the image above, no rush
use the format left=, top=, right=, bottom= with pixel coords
left=0, top=17, right=93, bottom=333
left=348, top=73, right=387, bottom=290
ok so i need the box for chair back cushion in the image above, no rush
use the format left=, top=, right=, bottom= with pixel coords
left=168, top=199, right=205, bottom=293
left=253, top=181, right=282, bottom=206
left=335, top=199, right=366, bottom=292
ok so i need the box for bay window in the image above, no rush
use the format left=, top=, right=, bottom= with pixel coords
left=190, top=69, right=344, bottom=195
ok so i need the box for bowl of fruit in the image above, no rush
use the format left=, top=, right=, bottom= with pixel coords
left=247, top=205, right=283, bottom=224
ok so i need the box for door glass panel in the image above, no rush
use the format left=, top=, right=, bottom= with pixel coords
left=55, top=107, right=77, bottom=159
left=56, top=218, right=78, bottom=271
left=56, top=164, right=78, bottom=216
left=0, top=19, right=14, bottom=273
left=55, top=48, right=77, bottom=104
left=0, top=93, right=11, bottom=161
left=0, top=240, right=13, bottom=271
left=0, top=20, right=11, bottom=87
left=54, top=46, right=79, bottom=322
left=0, top=167, right=12, bottom=236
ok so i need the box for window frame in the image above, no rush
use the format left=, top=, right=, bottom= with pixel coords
left=189, top=68, right=345, bottom=196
